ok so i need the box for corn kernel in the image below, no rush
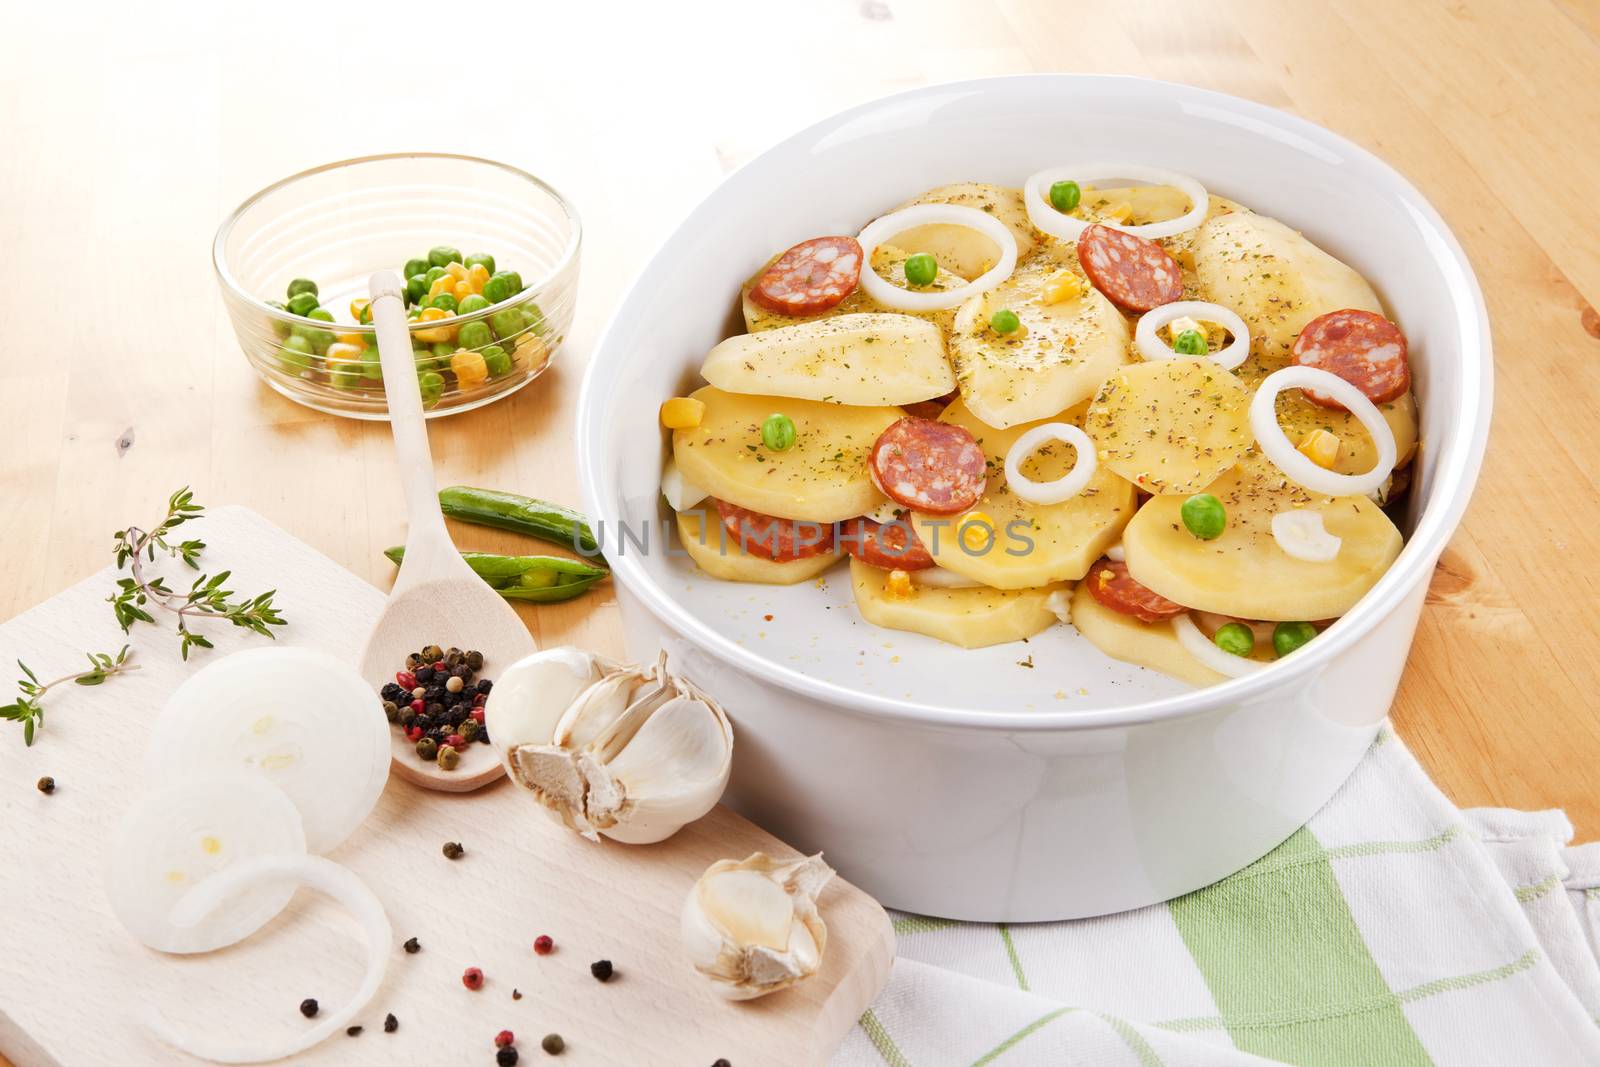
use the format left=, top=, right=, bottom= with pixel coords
left=325, top=342, right=364, bottom=363
left=334, top=331, right=368, bottom=349
left=958, top=511, right=995, bottom=554
left=1297, top=429, right=1341, bottom=470
left=450, top=348, right=489, bottom=389
left=514, top=333, right=552, bottom=371
left=349, top=298, right=370, bottom=321
left=413, top=306, right=457, bottom=343
left=1040, top=271, right=1083, bottom=305
left=1167, top=316, right=1206, bottom=342
left=884, top=569, right=914, bottom=600
left=660, top=396, right=706, bottom=429
left=1173, top=248, right=1197, bottom=271
left=1107, top=201, right=1134, bottom=222
left=467, top=263, right=491, bottom=288
left=445, top=262, right=470, bottom=281
left=429, top=276, right=455, bottom=299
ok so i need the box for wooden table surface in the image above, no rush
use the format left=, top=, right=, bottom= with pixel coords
left=4, top=0, right=1599, bottom=995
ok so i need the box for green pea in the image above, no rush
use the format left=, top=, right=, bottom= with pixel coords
left=520, top=303, right=545, bottom=334
left=280, top=333, right=313, bottom=372
left=425, top=265, right=448, bottom=287
left=990, top=309, right=1021, bottom=335
left=761, top=413, right=797, bottom=451
left=501, top=270, right=523, bottom=293
left=360, top=347, right=382, bottom=381
left=903, top=252, right=937, bottom=287
left=418, top=369, right=446, bottom=407
left=465, top=252, right=496, bottom=275
left=458, top=321, right=492, bottom=350
left=403, top=257, right=430, bottom=280
left=458, top=294, right=491, bottom=315
left=1272, top=621, right=1318, bottom=658
left=428, top=246, right=462, bottom=268
left=329, top=360, right=362, bottom=390
left=286, top=291, right=320, bottom=317
left=482, top=345, right=512, bottom=376
left=286, top=277, right=318, bottom=300
left=358, top=303, right=374, bottom=325
left=292, top=324, right=334, bottom=355
left=482, top=272, right=517, bottom=304
left=1048, top=180, right=1081, bottom=213
left=429, top=292, right=458, bottom=314
left=1180, top=493, right=1226, bottom=540
left=405, top=274, right=429, bottom=304
left=490, top=309, right=523, bottom=339
left=1173, top=329, right=1207, bottom=356
left=413, top=347, right=439, bottom=372
left=431, top=341, right=457, bottom=361
left=1214, top=622, right=1255, bottom=657
left=306, top=307, right=334, bottom=323
left=265, top=300, right=291, bottom=338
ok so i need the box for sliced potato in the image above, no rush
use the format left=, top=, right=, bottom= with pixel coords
left=671, top=387, right=900, bottom=522
left=908, top=399, right=1136, bottom=589
left=675, top=510, right=840, bottom=585
left=1192, top=211, right=1382, bottom=373
left=888, top=182, right=1036, bottom=280
left=849, top=558, right=1062, bottom=648
left=1122, top=452, right=1403, bottom=621
left=741, top=244, right=963, bottom=337
left=1070, top=583, right=1224, bottom=688
left=1084, top=356, right=1253, bottom=495
left=949, top=245, right=1131, bottom=429
left=1280, top=389, right=1419, bottom=479
left=701, top=313, right=953, bottom=406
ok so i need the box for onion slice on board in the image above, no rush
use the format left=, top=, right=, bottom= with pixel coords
left=145, top=648, right=391, bottom=854
left=105, top=772, right=306, bottom=954
left=1134, top=300, right=1251, bottom=371
left=1173, top=613, right=1265, bottom=679
left=146, top=854, right=391, bottom=1064
left=1024, top=164, right=1209, bottom=242
left=1003, top=422, right=1098, bottom=506
left=1249, top=366, right=1397, bottom=498
left=856, top=205, right=1018, bottom=312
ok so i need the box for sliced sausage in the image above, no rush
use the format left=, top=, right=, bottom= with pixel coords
left=839, top=517, right=935, bottom=570
left=1292, top=309, right=1411, bottom=409
left=1085, top=558, right=1187, bottom=624
left=868, top=417, right=987, bottom=515
left=747, top=236, right=863, bottom=316
left=1076, top=224, right=1183, bottom=312
left=713, top=499, right=836, bottom=563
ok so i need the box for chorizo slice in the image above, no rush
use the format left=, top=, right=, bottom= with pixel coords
left=1076, top=223, right=1184, bottom=312
left=868, top=416, right=987, bottom=515
left=747, top=236, right=863, bottom=316
left=1292, top=309, right=1411, bottom=409
left=712, top=499, right=836, bottom=563
left=1085, top=558, right=1188, bottom=624
left=839, top=516, right=935, bottom=570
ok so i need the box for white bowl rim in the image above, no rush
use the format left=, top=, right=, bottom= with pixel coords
left=576, top=73, right=1493, bottom=733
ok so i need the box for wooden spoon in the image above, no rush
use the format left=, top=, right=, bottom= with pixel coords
left=358, top=270, right=535, bottom=792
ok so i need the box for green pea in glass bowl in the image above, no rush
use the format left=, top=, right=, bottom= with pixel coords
left=214, top=153, right=580, bottom=419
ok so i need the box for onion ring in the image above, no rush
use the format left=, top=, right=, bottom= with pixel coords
left=1135, top=300, right=1250, bottom=371
left=1251, top=366, right=1397, bottom=497
left=1174, top=613, right=1265, bottom=679
left=1270, top=510, right=1343, bottom=562
left=146, top=855, right=391, bottom=1063
left=1003, top=423, right=1097, bottom=505
left=1024, top=164, right=1209, bottom=242
left=856, top=205, right=1018, bottom=312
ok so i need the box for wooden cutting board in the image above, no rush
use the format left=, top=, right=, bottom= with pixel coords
left=0, top=506, right=892, bottom=1067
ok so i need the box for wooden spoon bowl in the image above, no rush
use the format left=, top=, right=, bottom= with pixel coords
left=358, top=271, right=536, bottom=792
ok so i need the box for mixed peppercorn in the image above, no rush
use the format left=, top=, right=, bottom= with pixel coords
left=378, top=643, right=494, bottom=769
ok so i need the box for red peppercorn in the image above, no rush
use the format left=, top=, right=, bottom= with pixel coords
left=433, top=660, right=447, bottom=672
left=471, top=707, right=487, bottom=723
left=410, top=698, right=425, bottom=714
left=396, top=670, right=417, bottom=689
left=462, top=966, right=484, bottom=991
left=446, top=733, right=467, bottom=750
left=533, top=935, right=553, bottom=955
left=494, top=1030, right=515, bottom=1048
left=406, top=726, right=423, bottom=742
left=473, top=693, right=487, bottom=707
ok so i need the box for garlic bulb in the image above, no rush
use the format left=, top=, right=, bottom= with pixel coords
left=681, top=852, right=834, bottom=1000
left=487, top=648, right=733, bottom=844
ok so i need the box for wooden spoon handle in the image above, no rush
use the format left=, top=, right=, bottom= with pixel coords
left=369, top=271, right=451, bottom=576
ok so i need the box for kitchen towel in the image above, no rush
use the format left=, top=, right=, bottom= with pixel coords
left=835, top=728, right=1600, bottom=1066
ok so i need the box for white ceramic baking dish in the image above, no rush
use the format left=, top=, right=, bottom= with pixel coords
left=575, top=75, right=1492, bottom=921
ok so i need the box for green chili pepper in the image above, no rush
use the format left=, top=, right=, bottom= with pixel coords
left=438, top=486, right=601, bottom=558
left=383, top=546, right=608, bottom=603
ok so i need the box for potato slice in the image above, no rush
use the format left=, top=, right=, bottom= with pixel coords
left=888, top=182, right=1036, bottom=280
left=675, top=510, right=840, bottom=585
left=741, top=244, right=963, bottom=337
left=907, top=399, right=1136, bottom=589
left=1280, top=390, right=1419, bottom=479
left=948, top=246, right=1131, bottom=429
left=1084, top=356, right=1253, bottom=495
left=701, top=313, right=953, bottom=406
left=849, top=558, right=1062, bottom=648
left=1122, top=452, right=1403, bottom=621
left=671, top=387, right=900, bottom=522
left=1070, top=583, right=1224, bottom=688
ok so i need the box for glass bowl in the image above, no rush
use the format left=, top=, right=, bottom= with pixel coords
left=215, top=154, right=580, bottom=419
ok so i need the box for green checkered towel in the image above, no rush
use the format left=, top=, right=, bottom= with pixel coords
left=837, top=728, right=1600, bottom=1066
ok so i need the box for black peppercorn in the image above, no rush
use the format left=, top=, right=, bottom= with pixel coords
left=712, top=1060, right=731, bottom=1067
left=443, top=841, right=465, bottom=860
left=382, top=700, right=399, bottom=723
left=466, top=650, right=484, bottom=671
left=476, top=677, right=493, bottom=694
left=416, top=666, right=435, bottom=684
left=541, top=1033, right=565, bottom=1054
left=512, top=988, right=523, bottom=1000
left=589, top=959, right=614, bottom=982
left=380, top=682, right=405, bottom=702
left=405, top=653, right=423, bottom=671
left=403, top=936, right=420, bottom=953
left=36, top=776, right=55, bottom=795
left=416, top=737, right=439, bottom=761
left=346, top=1025, right=363, bottom=1037
left=426, top=700, right=445, bottom=716
left=299, top=998, right=319, bottom=1018
left=497, top=1046, right=520, bottom=1065
left=383, top=1012, right=399, bottom=1033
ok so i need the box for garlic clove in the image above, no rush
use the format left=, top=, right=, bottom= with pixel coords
left=681, top=852, right=833, bottom=1000
left=588, top=695, right=733, bottom=844
left=554, top=668, right=648, bottom=751
left=485, top=647, right=614, bottom=753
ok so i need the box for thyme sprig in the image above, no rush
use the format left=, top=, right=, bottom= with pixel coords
left=108, top=487, right=287, bottom=659
left=2, top=646, right=138, bottom=746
